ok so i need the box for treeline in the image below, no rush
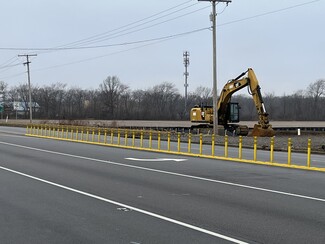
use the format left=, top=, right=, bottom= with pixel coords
left=1, top=76, right=325, bottom=121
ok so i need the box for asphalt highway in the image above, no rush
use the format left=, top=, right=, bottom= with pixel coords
left=1, top=127, right=325, bottom=243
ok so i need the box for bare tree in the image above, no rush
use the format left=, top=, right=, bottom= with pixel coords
left=100, top=76, right=129, bottom=119
left=307, top=79, right=325, bottom=101
left=192, top=86, right=212, bottom=105
left=33, top=82, right=66, bottom=119
left=15, top=84, right=30, bottom=118
left=0, top=81, right=8, bottom=118
left=306, top=79, right=325, bottom=119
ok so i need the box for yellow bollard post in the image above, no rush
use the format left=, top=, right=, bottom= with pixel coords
left=41, top=126, right=43, bottom=136
left=158, top=132, right=161, bottom=150
left=188, top=133, right=192, bottom=153
left=86, top=129, right=89, bottom=141
left=125, top=130, right=128, bottom=146
left=307, top=138, right=311, bottom=167
left=288, top=138, right=292, bottom=165
left=270, top=137, right=274, bottom=163
left=76, top=128, right=79, bottom=141
left=26, top=125, right=29, bottom=135
left=177, top=132, right=181, bottom=152
left=253, top=136, right=257, bottom=161
left=66, top=127, right=69, bottom=139
left=117, top=129, right=121, bottom=145
left=71, top=129, right=74, bottom=140
left=132, top=130, right=135, bottom=147
left=104, top=130, right=107, bottom=144
left=81, top=128, right=84, bottom=141
left=57, top=127, right=60, bottom=138
left=238, top=136, right=242, bottom=159
left=110, top=129, right=114, bottom=144
left=98, top=129, right=101, bottom=143
left=225, top=135, right=228, bottom=158
left=167, top=132, right=171, bottom=151
left=92, top=129, right=95, bottom=142
left=211, top=134, right=215, bottom=156
left=199, top=133, right=203, bottom=155
left=37, top=126, right=39, bottom=135
left=149, top=131, right=152, bottom=149
left=140, top=130, right=144, bottom=148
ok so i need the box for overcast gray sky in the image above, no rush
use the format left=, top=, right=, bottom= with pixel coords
left=0, top=0, right=324, bottom=96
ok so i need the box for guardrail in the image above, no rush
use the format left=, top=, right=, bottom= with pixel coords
left=25, top=125, right=324, bottom=172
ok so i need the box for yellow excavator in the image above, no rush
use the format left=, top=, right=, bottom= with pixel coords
left=190, top=68, right=275, bottom=137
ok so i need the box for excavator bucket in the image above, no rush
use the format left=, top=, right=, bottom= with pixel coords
left=251, top=124, right=275, bottom=137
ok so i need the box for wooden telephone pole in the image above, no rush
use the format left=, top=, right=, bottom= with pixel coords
left=198, top=0, right=231, bottom=135
left=18, top=54, right=37, bottom=123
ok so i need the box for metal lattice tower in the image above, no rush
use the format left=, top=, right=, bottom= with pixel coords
left=183, top=51, right=190, bottom=113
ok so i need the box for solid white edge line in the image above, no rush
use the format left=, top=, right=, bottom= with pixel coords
left=1, top=141, right=325, bottom=204
left=0, top=165, right=248, bottom=244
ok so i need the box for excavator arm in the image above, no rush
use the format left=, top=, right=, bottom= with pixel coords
left=245, top=68, right=273, bottom=133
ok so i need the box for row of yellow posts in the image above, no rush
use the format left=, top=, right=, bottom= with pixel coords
left=25, top=125, right=319, bottom=172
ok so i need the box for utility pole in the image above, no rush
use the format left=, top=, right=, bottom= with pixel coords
left=198, top=0, right=231, bottom=136
left=18, top=54, right=37, bottom=123
left=183, top=51, right=190, bottom=114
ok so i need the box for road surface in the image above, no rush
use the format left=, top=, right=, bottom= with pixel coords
left=0, top=127, right=325, bottom=243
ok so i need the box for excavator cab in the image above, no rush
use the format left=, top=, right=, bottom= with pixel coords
left=227, top=102, right=240, bottom=123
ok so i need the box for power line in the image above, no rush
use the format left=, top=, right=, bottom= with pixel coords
left=65, top=3, right=202, bottom=48
left=0, top=56, right=17, bottom=67
left=0, top=58, right=24, bottom=75
left=0, top=27, right=210, bottom=51
left=54, top=0, right=197, bottom=49
left=28, top=2, right=206, bottom=56
left=0, top=0, right=319, bottom=52
left=81, top=5, right=210, bottom=46
left=34, top=27, right=210, bottom=72
left=218, top=0, right=321, bottom=27
left=0, top=62, right=23, bottom=69
left=0, top=72, right=26, bottom=80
